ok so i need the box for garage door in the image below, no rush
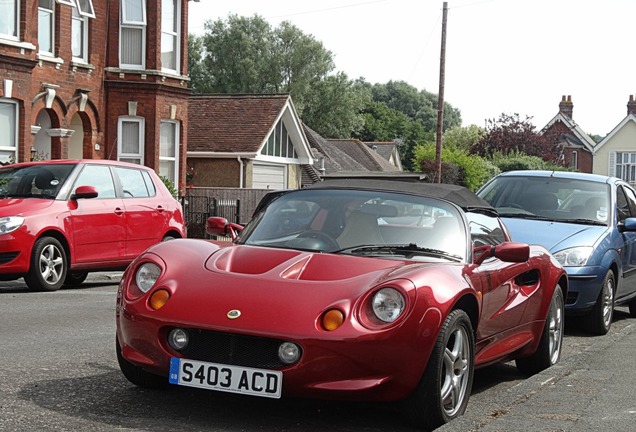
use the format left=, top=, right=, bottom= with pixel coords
left=252, top=164, right=286, bottom=190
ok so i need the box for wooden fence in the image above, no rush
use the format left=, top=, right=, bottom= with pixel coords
left=180, top=187, right=271, bottom=238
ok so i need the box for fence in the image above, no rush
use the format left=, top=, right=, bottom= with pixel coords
left=180, top=187, right=271, bottom=239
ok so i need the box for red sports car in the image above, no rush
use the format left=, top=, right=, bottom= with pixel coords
left=116, top=179, right=567, bottom=430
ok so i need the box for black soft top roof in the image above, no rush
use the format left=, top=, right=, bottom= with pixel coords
left=307, top=178, right=496, bottom=213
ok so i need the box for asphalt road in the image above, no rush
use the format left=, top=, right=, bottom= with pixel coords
left=0, top=274, right=634, bottom=431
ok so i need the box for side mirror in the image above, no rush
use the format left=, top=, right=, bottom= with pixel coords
left=71, top=185, right=98, bottom=200
left=206, top=216, right=244, bottom=240
left=619, top=217, right=636, bottom=233
left=474, top=242, right=530, bottom=265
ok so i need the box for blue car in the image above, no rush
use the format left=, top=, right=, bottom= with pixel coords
left=477, top=170, right=636, bottom=335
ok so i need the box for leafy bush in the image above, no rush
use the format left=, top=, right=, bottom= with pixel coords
left=159, top=175, right=178, bottom=198
left=491, top=151, right=572, bottom=172
left=413, top=143, right=500, bottom=191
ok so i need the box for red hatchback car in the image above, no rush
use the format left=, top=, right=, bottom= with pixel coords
left=0, top=159, right=185, bottom=291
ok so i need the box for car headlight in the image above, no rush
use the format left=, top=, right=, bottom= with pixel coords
left=135, top=262, right=162, bottom=293
left=372, top=287, right=405, bottom=323
left=0, top=216, right=24, bottom=234
left=553, top=246, right=593, bottom=266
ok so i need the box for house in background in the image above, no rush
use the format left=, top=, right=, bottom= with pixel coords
left=187, top=94, right=314, bottom=190
left=0, top=0, right=192, bottom=188
left=592, top=95, right=636, bottom=184
left=364, top=141, right=403, bottom=171
left=301, top=125, right=407, bottom=187
left=540, top=95, right=596, bottom=173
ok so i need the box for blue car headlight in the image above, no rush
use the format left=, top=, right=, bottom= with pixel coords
left=0, top=216, right=24, bottom=234
left=553, top=246, right=593, bottom=266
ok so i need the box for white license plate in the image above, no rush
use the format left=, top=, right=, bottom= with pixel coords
left=169, top=358, right=282, bottom=399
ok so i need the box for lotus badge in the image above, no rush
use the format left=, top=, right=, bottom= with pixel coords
left=227, top=309, right=241, bottom=319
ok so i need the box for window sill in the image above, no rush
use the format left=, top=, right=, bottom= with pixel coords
left=0, top=38, right=36, bottom=51
left=71, top=60, right=95, bottom=71
left=37, top=54, right=65, bottom=69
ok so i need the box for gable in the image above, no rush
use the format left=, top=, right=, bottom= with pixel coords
left=187, top=94, right=313, bottom=164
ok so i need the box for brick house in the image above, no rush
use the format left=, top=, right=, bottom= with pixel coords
left=187, top=94, right=314, bottom=190
left=540, top=95, right=596, bottom=173
left=592, top=95, right=636, bottom=184
left=0, top=0, right=193, bottom=190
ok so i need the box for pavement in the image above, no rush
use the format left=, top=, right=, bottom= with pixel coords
left=86, top=271, right=124, bottom=284
left=438, top=319, right=636, bottom=432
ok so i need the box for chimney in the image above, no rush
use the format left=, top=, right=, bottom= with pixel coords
left=559, top=95, right=573, bottom=119
left=628, top=95, right=636, bottom=116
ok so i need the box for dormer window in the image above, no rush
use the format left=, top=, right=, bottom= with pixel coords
left=120, top=0, right=147, bottom=69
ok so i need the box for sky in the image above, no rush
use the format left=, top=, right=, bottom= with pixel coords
left=188, top=0, right=636, bottom=137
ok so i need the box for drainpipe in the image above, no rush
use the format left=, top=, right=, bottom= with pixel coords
left=237, top=156, right=244, bottom=188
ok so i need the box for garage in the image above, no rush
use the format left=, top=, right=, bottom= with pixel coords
left=252, top=163, right=286, bottom=190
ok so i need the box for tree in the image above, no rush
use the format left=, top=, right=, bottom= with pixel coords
left=469, top=113, right=561, bottom=163
left=190, top=14, right=366, bottom=137
left=442, top=125, right=486, bottom=152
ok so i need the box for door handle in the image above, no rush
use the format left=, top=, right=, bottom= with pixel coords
left=156, top=205, right=165, bottom=213
left=114, top=207, right=124, bottom=215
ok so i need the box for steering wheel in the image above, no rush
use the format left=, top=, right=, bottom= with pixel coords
left=296, top=231, right=340, bottom=251
left=506, top=203, right=524, bottom=209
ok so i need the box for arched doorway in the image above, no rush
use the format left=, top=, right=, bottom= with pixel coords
left=34, top=110, right=52, bottom=160
left=69, top=113, right=84, bottom=159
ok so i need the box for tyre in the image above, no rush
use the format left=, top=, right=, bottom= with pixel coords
left=404, top=309, right=475, bottom=430
left=516, top=285, right=564, bottom=375
left=63, top=270, right=89, bottom=287
left=629, top=297, right=636, bottom=318
left=584, top=270, right=614, bottom=335
left=116, top=337, right=167, bottom=388
left=24, top=237, right=67, bottom=292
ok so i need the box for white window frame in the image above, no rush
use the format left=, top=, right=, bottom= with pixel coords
left=38, top=0, right=55, bottom=56
left=117, top=116, right=145, bottom=165
left=71, top=5, right=89, bottom=63
left=159, top=120, right=180, bottom=183
left=0, top=0, right=20, bottom=41
left=0, top=100, right=18, bottom=164
left=160, top=0, right=180, bottom=73
left=57, top=0, right=76, bottom=6
left=119, top=0, right=147, bottom=69
left=74, top=0, right=95, bottom=18
left=612, top=152, right=636, bottom=184
left=571, top=150, right=578, bottom=170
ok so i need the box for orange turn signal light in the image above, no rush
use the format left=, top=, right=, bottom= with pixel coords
left=149, top=289, right=170, bottom=310
left=322, top=309, right=345, bottom=331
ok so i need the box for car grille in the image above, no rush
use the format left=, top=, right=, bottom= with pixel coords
left=174, top=328, right=289, bottom=369
left=0, top=252, right=19, bottom=265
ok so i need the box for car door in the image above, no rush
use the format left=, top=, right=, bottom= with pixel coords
left=112, top=166, right=168, bottom=259
left=616, top=185, right=636, bottom=297
left=468, top=213, right=530, bottom=339
left=67, top=164, right=127, bottom=264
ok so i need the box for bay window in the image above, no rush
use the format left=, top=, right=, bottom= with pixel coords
left=120, top=0, right=146, bottom=69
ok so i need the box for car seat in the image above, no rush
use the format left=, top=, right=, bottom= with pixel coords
left=336, top=210, right=384, bottom=249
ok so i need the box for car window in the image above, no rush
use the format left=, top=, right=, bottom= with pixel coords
left=114, top=167, right=154, bottom=198
left=467, top=212, right=505, bottom=247
left=479, top=175, right=609, bottom=224
left=74, top=165, right=116, bottom=198
left=617, top=186, right=636, bottom=221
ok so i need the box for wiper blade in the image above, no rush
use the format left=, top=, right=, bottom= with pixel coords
left=552, top=217, right=606, bottom=226
left=499, top=213, right=552, bottom=221
left=334, top=243, right=462, bottom=262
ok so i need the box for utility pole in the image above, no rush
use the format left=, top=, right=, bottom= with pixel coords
left=435, top=1, right=448, bottom=183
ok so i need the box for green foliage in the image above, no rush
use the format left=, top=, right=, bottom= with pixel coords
left=469, top=113, right=561, bottom=164
left=443, top=125, right=486, bottom=152
left=490, top=151, right=572, bottom=172
left=413, top=143, right=499, bottom=191
left=300, top=74, right=370, bottom=138
left=159, top=176, right=178, bottom=198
